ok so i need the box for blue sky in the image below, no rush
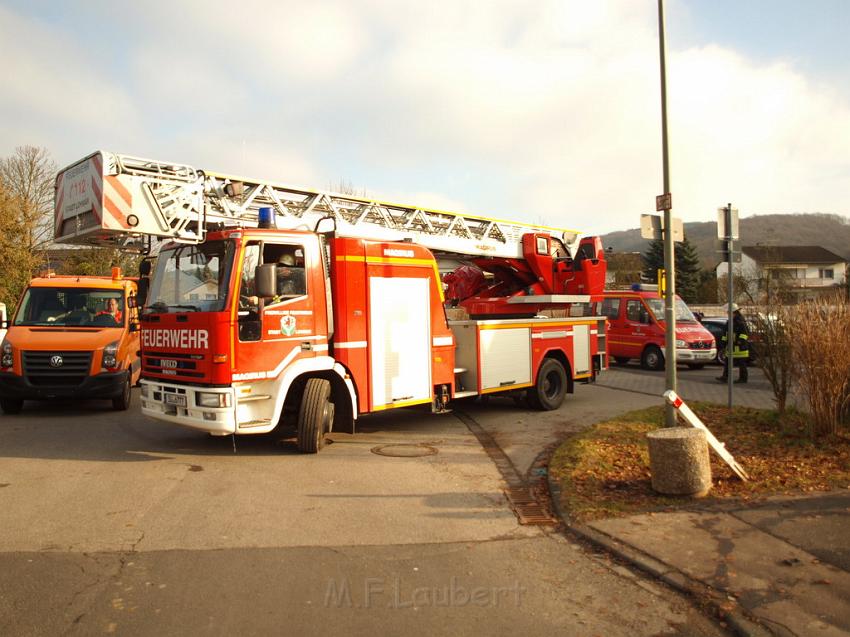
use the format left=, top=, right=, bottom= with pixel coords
left=1, top=1, right=848, bottom=236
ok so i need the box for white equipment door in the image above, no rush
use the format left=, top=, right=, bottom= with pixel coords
left=573, top=324, right=590, bottom=374
left=480, top=328, right=531, bottom=390
left=369, top=278, right=432, bottom=408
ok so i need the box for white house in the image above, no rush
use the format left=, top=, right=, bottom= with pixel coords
left=716, top=245, right=847, bottom=301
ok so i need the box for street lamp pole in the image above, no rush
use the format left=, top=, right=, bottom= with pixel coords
left=658, top=0, right=678, bottom=427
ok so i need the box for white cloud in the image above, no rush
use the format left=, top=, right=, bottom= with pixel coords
left=0, top=1, right=847, bottom=238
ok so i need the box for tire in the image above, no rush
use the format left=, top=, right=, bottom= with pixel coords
left=0, top=398, right=23, bottom=415
left=717, top=349, right=727, bottom=366
left=641, top=345, right=664, bottom=371
left=297, top=378, right=333, bottom=454
left=613, top=357, right=630, bottom=366
left=687, top=364, right=705, bottom=370
left=112, top=374, right=131, bottom=411
left=528, top=358, right=568, bottom=411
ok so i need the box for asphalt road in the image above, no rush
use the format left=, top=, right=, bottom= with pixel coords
left=0, top=384, right=730, bottom=636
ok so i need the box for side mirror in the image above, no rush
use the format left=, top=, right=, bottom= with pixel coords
left=255, top=264, right=277, bottom=298
left=127, top=295, right=138, bottom=309
left=640, top=310, right=651, bottom=324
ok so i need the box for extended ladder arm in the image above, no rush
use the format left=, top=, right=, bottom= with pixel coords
left=55, top=150, right=580, bottom=259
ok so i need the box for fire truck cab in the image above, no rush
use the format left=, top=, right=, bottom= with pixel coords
left=600, top=286, right=715, bottom=370
left=0, top=271, right=141, bottom=414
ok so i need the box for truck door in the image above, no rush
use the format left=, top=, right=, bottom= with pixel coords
left=235, top=240, right=325, bottom=381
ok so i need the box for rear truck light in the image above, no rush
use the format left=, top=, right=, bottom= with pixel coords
left=196, top=392, right=232, bottom=408
left=102, top=340, right=120, bottom=370
left=1, top=339, right=12, bottom=369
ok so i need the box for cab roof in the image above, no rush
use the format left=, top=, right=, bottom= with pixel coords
left=28, top=275, right=136, bottom=290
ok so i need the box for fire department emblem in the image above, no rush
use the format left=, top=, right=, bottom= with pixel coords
left=280, top=315, right=296, bottom=337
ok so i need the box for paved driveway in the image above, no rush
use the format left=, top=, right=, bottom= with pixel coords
left=0, top=389, right=729, bottom=636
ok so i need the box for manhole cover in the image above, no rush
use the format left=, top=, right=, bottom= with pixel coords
left=371, top=443, right=438, bottom=458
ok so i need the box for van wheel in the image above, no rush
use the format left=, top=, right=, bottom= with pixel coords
left=0, top=399, right=23, bottom=415
left=641, top=346, right=665, bottom=371
left=614, top=357, right=630, bottom=366
left=528, top=359, right=568, bottom=411
left=112, top=374, right=131, bottom=411
left=297, top=378, right=333, bottom=454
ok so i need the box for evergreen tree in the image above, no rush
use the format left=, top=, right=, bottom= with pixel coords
left=641, top=239, right=664, bottom=283
left=641, top=235, right=703, bottom=303
left=675, top=235, right=702, bottom=303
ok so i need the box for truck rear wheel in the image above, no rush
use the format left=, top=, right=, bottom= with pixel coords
left=0, top=398, right=23, bottom=415
left=297, top=378, right=333, bottom=454
left=529, top=358, right=568, bottom=411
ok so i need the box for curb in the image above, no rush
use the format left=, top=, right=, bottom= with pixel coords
left=547, top=471, right=771, bottom=637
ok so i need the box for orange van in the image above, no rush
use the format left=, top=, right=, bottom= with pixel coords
left=599, top=285, right=716, bottom=370
left=0, top=271, right=141, bottom=414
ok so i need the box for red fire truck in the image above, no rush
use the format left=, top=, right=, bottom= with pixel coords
left=54, top=151, right=608, bottom=452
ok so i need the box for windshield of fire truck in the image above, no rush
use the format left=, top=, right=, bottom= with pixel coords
left=144, top=240, right=235, bottom=314
left=645, top=297, right=698, bottom=323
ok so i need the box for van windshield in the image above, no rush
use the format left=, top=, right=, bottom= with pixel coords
left=14, top=288, right=125, bottom=327
left=644, top=297, right=698, bottom=323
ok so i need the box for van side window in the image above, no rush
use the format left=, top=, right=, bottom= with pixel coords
left=626, top=300, right=646, bottom=323
left=601, top=298, right=620, bottom=321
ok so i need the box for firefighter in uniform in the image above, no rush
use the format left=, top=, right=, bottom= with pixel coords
left=716, top=304, right=750, bottom=384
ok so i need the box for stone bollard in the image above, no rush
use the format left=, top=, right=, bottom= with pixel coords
left=646, top=427, right=712, bottom=497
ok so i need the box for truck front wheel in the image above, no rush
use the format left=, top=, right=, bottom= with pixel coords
left=0, top=398, right=23, bottom=415
left=297, top=378, right=334, bottom=453
left=112, top=374, right=132, bottom=411
left=641, top=345, right=665, bottom=371
left=529, top=358, right=568, bottom=411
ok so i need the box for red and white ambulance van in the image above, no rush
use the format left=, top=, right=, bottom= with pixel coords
left=599, top=285, right=715, bottom=370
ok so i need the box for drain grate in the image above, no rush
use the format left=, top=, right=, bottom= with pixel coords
left=504, top=486, right=559, bottom=526
left=371, top=443, right=439, bottom=458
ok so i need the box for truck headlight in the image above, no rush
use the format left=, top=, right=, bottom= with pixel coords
left=676, top=339, right=687, bottom=348
left=196, top=392, right=231, bottom=408
left=102, top=340, right=120, bottom=370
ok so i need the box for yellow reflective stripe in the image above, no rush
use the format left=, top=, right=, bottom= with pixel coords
left=371, top=397, right=433, bottom=411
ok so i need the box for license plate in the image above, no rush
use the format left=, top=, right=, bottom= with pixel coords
left=165, top=393, right=187, bottom=407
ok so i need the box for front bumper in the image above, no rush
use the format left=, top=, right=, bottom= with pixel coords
left=677, top=348, right=717, bottom=362
left=0, top=370, right=126, bottom=401
left=140, top=379, right=236, bottom=434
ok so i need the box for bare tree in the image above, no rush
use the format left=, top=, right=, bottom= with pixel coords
left=0, top=182, right=42, bottom=310
left=0, top=145, right=57, bottom=253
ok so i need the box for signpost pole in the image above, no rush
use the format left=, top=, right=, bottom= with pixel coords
left=725, top=203, right=734, bottom=409
left=658, top=0, right=677, bottom=427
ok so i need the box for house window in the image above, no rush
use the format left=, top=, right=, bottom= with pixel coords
left=819, top=268, right=834, bottom=279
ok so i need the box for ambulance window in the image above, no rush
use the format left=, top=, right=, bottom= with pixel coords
left=626, top=300, right=648, bottom=323
left=600, top=298, right=621, bottom=320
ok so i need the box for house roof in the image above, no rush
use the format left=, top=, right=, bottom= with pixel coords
left=741, top=245, right=846, bottom=265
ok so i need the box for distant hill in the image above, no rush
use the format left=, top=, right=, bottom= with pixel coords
left=601, top=213, right=850, bottom=267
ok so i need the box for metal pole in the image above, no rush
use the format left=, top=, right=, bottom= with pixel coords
left=726, top=203, right=734, bottom=409
left=658, top=0, right=677, bottom=427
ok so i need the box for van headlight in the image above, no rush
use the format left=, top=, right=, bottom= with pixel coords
left=1, top=339, right=12, bottom=368
left=196, top=392, right=231, bottom=408
left=676, top=339, right=687, bottom=348
left=102, top=340, right=120, bottom=370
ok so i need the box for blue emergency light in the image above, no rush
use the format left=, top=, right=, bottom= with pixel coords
left=258, top=206, right=275, bottom=229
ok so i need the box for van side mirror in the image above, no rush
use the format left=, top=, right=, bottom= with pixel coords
left=127, top=295, right=137, bottom=309
left=640, top=309, right=651, bottom=324
left=255, top=264, right=277, bottom=298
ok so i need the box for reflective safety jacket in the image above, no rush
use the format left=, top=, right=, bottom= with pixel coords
left=719, top=314, right=750, bottom=360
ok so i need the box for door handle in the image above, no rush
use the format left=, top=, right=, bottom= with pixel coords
left=301, top=342, right=313, bottom=351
